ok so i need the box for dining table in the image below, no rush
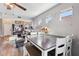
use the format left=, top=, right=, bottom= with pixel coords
left=27, top=34, right=65, bottom=56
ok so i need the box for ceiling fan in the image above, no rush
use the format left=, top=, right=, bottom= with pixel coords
left=5, top=3, right=27, bottom=11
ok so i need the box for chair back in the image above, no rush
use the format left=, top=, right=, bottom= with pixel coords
left=31, top=32, right=37, bottom=37
left=38, top=32, right=45, bottom=35
left=56, top=38, right=66, bottom=56
left=65, top=34, right=73, bottom=56
left=31, top=32, right=37, bottom=35
left=66, top=34, right=73, bottom=44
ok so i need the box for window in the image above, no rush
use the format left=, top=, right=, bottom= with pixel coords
left=60, top=8, right=73, bottom=21
left=38, top=19, right=42, bottom=25
left=46, top=16, right=52, bottom=24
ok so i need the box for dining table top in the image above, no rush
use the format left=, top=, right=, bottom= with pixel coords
left=28, top=34, right=65, bottom=50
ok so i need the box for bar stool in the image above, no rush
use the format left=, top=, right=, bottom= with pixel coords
left=55, top=38, right=66, bottom=56
left=65, top=34, right=73, bottom=56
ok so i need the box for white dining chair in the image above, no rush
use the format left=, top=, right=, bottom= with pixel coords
left=37, top=32, right=45, bottom=35
left=65, top=34, right=73, bottom=56
left=24, top=36, right=28, bottom=43
left=37, top=32, right=45, bottom=38
left=55, top=38, right=66, bottom=56
left=30, top=32, right=38, bottom=37
left=31, top=32, right=37, bottom=35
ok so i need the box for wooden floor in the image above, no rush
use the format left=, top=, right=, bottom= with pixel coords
left=0, top=36, right=55, bottom=56
left=0, top=36, right=24, bottom=56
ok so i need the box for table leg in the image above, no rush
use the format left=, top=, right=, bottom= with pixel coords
left=42, top=51, right=47, bottom=56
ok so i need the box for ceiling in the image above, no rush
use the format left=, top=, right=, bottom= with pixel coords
left=0, top=3, right=57, bottom=19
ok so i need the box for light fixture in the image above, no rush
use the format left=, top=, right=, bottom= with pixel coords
left=4, top=3, right=15, bottom=10
left=4, top=3, right=27, bottom=11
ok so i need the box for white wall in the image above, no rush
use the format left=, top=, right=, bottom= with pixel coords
left=33, top=3, right=79, bottom=56
left=3, top=23, right=12, bottom=36
left=0, top=19, right=2, bottom=35
left=2, top=18, right=14, bottom=36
